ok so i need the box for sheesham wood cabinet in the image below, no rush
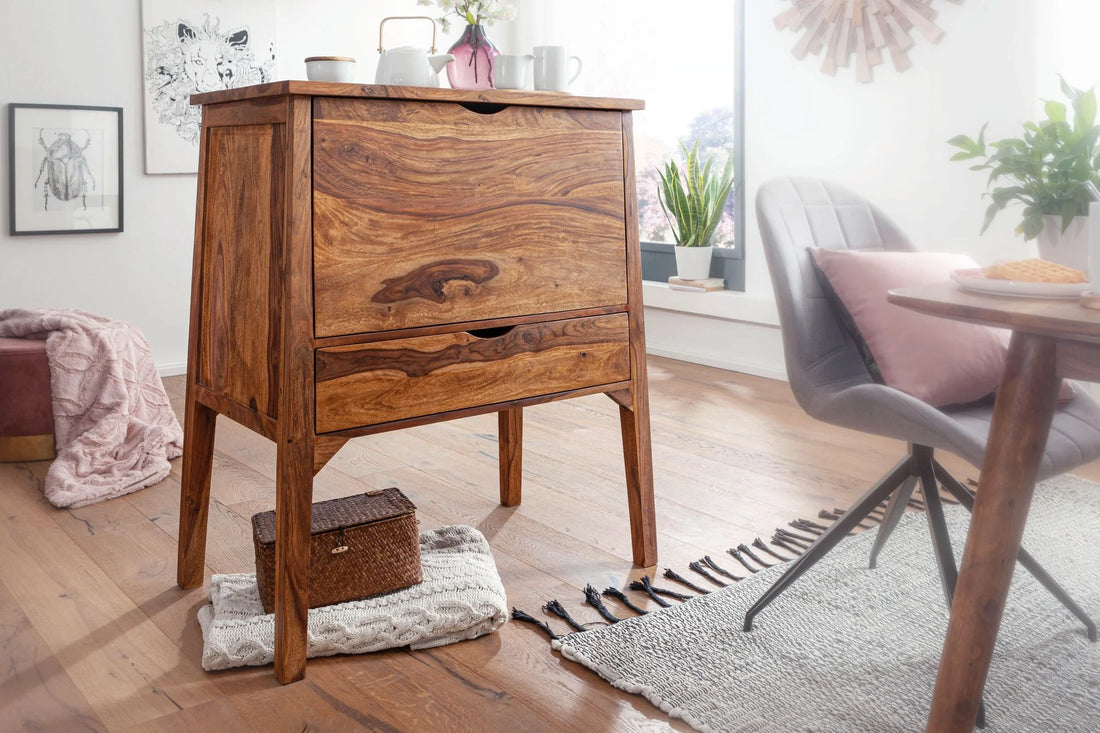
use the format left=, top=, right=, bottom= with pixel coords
left=177, top=82, right=656, bottom=683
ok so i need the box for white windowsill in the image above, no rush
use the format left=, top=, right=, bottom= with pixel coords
left=641, top=281, right=780, bottom=326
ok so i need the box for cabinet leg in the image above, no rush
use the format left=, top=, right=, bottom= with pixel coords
left=273, top=439, right=315, bottom=684
left=499, top=407, right=523, bottom=506
left=177, top=397, right=217, bottom=589
left=618, top=402, right=657, bottom=567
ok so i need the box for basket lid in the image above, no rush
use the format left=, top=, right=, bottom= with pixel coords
left=251, top=488, right=415, bottom=544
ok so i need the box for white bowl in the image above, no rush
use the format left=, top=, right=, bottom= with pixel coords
left=305, top=56, right=356, bottom=83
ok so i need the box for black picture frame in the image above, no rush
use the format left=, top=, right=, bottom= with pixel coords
left=8, top=103, right=124, bottom=235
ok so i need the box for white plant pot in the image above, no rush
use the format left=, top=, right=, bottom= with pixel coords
left=1037, top=215, right=1089, bottom=272
left=673, top=245, right=713, bottom=280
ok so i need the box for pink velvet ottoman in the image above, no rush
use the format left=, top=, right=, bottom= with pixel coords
left=0, top=336, right=56, bottom=462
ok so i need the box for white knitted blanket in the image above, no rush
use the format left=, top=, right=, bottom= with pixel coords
left=198, top=525, right=508, bottom=671
left=0, top=308, right=183, bottom=508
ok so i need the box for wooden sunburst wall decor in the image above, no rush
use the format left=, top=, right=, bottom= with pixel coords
left=774, top=0, right=963, bottom=82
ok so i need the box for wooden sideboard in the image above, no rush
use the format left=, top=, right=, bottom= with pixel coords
left=177, top=82, right=656, bottom=683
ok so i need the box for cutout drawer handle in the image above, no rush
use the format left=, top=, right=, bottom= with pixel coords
left=465, top=325, right=516, bottom=339
left=459, top=102, right=508, bottom=115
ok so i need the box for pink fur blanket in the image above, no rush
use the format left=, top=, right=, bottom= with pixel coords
left=0, top=308, right=183, bottom=508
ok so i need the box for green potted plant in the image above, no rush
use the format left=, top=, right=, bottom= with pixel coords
left=947, top=78, right=1100, bottom=268
left=657, top=139, right=735, bottom=280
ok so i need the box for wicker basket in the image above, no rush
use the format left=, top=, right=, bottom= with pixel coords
left=251, top=488, right=422, bottom=613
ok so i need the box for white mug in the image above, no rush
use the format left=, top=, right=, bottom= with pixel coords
left=533, top=46, right=582, bottom=92
left=496, top=54, right=533, bottom=90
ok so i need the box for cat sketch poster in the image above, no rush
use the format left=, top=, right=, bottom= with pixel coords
left=140, top=0, right=275, bottom=173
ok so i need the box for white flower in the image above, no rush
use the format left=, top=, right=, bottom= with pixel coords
left=416, top=0, right=516, bottom=31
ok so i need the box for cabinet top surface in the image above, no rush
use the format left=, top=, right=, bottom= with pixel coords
left=191, top=80, right=645, bottom=111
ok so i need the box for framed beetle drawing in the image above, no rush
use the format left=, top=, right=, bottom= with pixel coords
left=8, top=104, right=123, bottom=235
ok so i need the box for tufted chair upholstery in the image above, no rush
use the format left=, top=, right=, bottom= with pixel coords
left=744, top=177, right=1100, bottom=643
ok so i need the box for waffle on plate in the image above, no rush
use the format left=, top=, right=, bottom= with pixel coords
left=983, top=258, right=1087, bottom=283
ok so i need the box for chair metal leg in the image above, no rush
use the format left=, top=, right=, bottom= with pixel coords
left=915, top=448, right=960, bottom=608
left=934, top=462, right=1098, bottom=642
left=743, top=456, right=914, bottom=632
left=868, top=474, right=918, bottom=570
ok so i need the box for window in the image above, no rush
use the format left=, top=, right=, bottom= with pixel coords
left=511, top=0, right=744, bottom=287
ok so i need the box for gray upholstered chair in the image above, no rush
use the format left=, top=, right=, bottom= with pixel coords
left=745, top=176, right=1100, bottom=640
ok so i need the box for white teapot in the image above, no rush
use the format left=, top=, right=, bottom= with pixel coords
left=375, top=17, right=454, bottom=87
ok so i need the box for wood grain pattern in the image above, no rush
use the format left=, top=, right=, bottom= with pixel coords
left=197, top=122, right=282, bottom=419
left=192, top=384, right=277, bottom=441
left=372, top=259, right=501, bottom=305
left=12, top=357, right=1084, bottom=730
left=889, top=281, right=1100, bottom=340
left=498, top=407, right=523, bottom=506
left=315, top=314, right=631, bottom=432
left=0, top=577, right=105, bottom=732
left=617, top=111, right=657, bottom=567
left=191, top=81, right=645, bottom=111
left=312, top=99, right=627, bottom=336
left=891, top=284, right=1100, bottom=731
left=181, top=86, right=655, bottom=685
left=178, top=107, right=218, bottom=591
left=927, top=333, right=1061, bottom=732
left=203, top=96, right=286, bottom=127
left=272, top=94, right=316, bottom=684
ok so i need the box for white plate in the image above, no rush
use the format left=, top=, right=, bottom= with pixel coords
left=950, top=268, right=1091, bottom=299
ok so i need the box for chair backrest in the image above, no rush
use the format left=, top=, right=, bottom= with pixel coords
left=755, top=177, right=915, bottom=416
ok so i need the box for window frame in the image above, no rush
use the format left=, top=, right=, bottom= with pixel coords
left=638, top=0, right=745, bottom=290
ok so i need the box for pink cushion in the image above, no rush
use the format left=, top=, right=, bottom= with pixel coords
left=809, top=248, right=1010, bottom=407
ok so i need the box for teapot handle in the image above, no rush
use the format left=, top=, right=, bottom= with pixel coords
left=378, top=16, right=438, bottom=53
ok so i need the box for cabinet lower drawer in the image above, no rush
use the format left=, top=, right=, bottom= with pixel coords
left=314, top=314, right=630, bottom=433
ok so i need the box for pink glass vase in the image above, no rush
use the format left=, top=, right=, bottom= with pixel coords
left=446, top=24, right=499, bottom=90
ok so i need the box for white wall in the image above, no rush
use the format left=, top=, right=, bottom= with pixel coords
left=0, top=0, right=1070, bottom=374
left=0, top=1, right=196, bottom=373
left=0, top=0, right=421, bottom=374
left=742, top=0, right=1045, bottom=298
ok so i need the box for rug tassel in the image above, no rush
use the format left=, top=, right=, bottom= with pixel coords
left=727, top=547, right=759, bottom=573
left=628, top=577, right=672, bottom=607
left=629, top=576, right=687, bottom=604
left=771, top=535, right=805, bottom=556
left=777, top=527, right=816, bottom=545
left=663, top=568, right=710, bottom=595
left=791, top=519, right=826, bottom=535
left=510, top=607, right=561, bottom=640
left=703, top=555, right=743, bottom=581
left=752, top=537, right=792, bottom=563
left=543, top=599, right=588, bottom=633
left=602, top=587, right=649, bottom=615
left=773, top=529, right=809, bottom=548
left=820, top=509, right=876, bottom=530
left=584, top=584, right=622, bottom=624
left=737, top=543, right=775, bottom=568
left=688, top=560, right=728, bottom=587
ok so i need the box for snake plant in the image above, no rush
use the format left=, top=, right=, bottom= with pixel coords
left=657, top=140, right=735, bottom=247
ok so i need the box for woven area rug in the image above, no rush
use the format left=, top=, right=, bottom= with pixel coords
left=554, top=474, right=1100, bottom=732
left=198, top=525, right=507, bottom=671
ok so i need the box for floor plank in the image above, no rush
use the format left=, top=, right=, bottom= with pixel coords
left=2, top=355, right=1091, bottom=732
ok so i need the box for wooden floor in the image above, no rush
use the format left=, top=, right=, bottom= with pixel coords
left=4, top=356, right=1098, bottom=732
